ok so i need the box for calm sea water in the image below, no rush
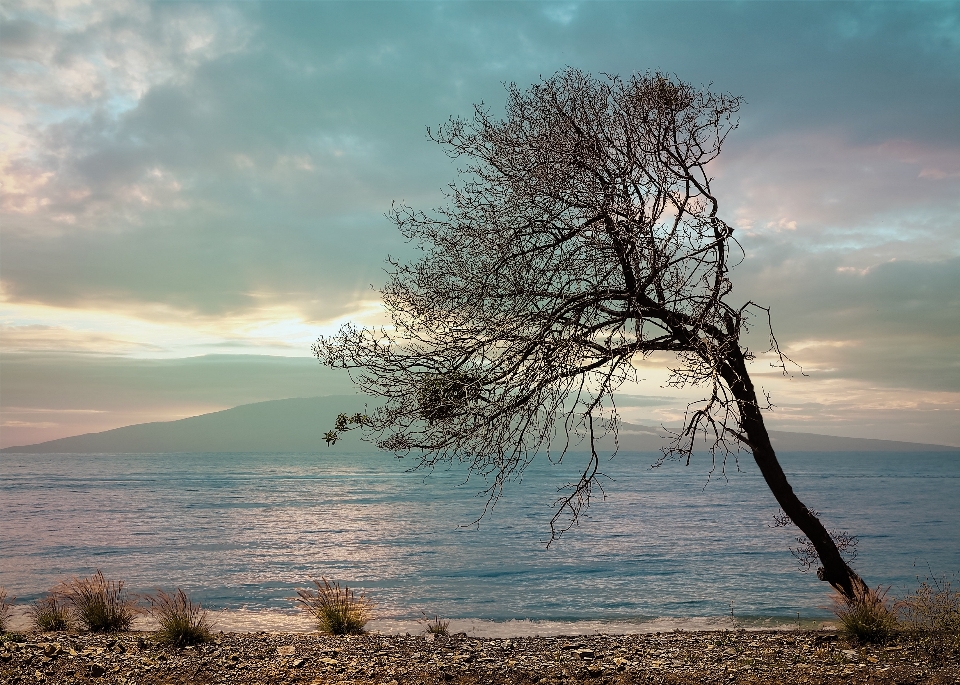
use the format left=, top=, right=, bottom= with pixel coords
left=1, top=449, right=957, bottom=632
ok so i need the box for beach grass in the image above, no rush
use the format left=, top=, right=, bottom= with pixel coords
left=57, top=570, right=135, bottom=633
left=29, top=595, right=72, bottom=632
left=146, top=588, right=213, bottom=646
left=421, top=612, right=451, bottom=636
left=294, top=577, right=373, bottom=635
left=0, top=587, right=13, bottom=633
left=833, top=588, right=898, bottom=644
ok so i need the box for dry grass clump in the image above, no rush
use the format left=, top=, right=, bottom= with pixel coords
left=30, top=595, right=71, bottom=632
left=58, top=570, right=135, bottom=633
left=0, top=587, right=14, bottom=633
left=295, top=577, right=373, bottom=635
left=833, top=587, right=898, bottom=645
left=146, top=588, right=212, bottom=646
left=897, top=574, right=960, bottom=656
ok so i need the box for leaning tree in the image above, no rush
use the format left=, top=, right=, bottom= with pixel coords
left=314, top=69, right=871, bottom=603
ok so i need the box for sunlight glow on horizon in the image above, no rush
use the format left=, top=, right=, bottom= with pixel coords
left=0, top=296, right=387, bottom=359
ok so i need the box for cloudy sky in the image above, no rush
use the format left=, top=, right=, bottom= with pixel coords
left=2, top=0, right=958, bottom=448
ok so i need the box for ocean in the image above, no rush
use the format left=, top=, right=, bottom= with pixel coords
left=1, top=449, right=957, bottom=635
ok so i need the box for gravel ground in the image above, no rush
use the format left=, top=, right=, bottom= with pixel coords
left=1, top=629, right=956, bottom=685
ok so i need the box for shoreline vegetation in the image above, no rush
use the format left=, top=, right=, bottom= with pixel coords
left=2, top=576, right=959, bottom=684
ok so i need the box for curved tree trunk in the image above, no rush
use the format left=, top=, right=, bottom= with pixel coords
left=721, top=346, right=872, bottom=603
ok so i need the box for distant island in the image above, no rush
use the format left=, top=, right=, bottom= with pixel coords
left=2, top=395, right=958, bottom=454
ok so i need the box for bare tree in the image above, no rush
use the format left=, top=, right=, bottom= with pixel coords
left=314, top=69, right=871, bottom=603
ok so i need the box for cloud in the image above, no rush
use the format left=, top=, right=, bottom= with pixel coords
left=0, top=0, right=253, bottom=224
left=0, top=296, right=389, bottom=358
left=731, top=254, right=960, bottom=390
left=715, top=134, right=960, bottom=257
left=0, top=322, right=165, bottom=355
left=5, top=2, right=958, bottom=323
left=746, top=376, right=960, bottom=447
left=612, top=394, right=679, bottom=409
left=1, top=1, right=958, bottom=445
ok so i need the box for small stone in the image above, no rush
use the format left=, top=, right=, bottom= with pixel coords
left=292, top=658, right=304, bottom=668
left=88, top=663, right=107, bottom=677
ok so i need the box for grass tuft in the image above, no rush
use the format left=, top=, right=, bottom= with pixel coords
left=294, top=577, right=373, bottom=635
left=146, top=588, right=212, bottom=646
left=834, top=587, right=898, bottom=644
left=30, top=595, right=72, bottom=632
left=0, top=587, right=14, bottom=633
left=420, top=612, right=450, bottom=636
left=58, top=570, right=135, bottom=633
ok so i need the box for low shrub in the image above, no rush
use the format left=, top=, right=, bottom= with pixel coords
left=59, top=570, right=135, bottom=633
left=834, top=587, right=898, bottom=644
left=146, top=588, right=212, bottom=646
left=295, top=577, right=373, bottom=635
left=30, top=595, right=71, bottom=632
left=897, top=573, right=960, bottom=656
left=0, top=587, right=14, bottom=633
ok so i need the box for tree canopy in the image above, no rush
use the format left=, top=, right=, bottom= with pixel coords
left=315, top=69, right=871, bottom=603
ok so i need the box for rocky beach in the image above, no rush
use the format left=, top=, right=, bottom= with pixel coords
left=1, top=629, right=956, bottom=685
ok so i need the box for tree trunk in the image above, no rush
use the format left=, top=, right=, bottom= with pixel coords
left=720, top=346, right=872, bottom=603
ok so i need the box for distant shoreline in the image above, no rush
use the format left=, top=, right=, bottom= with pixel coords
left=5, top=396, right=958, bottom=453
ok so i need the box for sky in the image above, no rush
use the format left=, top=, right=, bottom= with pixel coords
left=1, top=0, right=959, bottom=449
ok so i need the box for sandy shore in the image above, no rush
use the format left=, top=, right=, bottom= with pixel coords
left=1, top=628, right=956, bottom=685
left=0, top=606, right=830, bottom=638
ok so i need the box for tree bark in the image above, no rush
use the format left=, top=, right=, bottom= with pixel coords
left=720, top=345, right=872, bottom=603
